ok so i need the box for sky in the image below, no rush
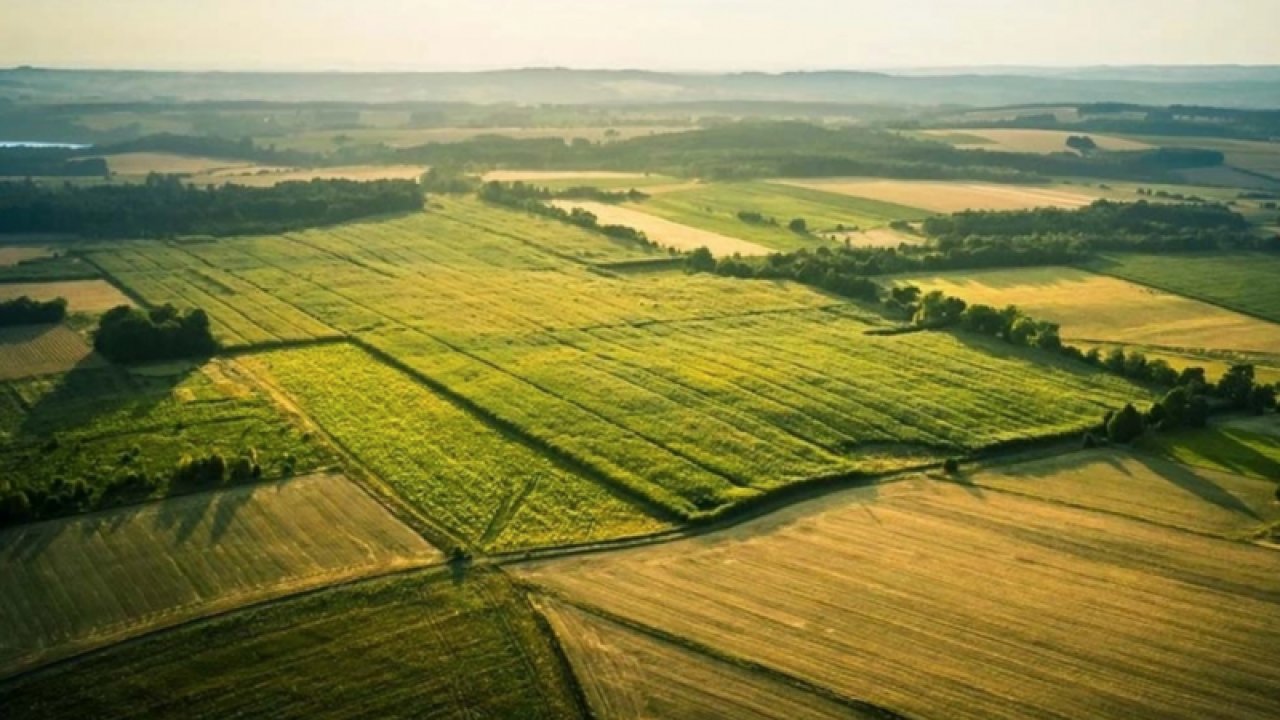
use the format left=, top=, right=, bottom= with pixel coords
left=3, top=0, right=1278, bottom=72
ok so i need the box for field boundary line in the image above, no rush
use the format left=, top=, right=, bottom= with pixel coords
left=1078, top=260, right=1280, bottom=328
left=524, top=588, right=913, bottom=720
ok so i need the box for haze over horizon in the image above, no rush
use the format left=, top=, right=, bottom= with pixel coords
left=3, top=0, right=1278, bottom=73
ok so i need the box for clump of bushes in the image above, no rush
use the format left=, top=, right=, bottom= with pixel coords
left=0, top=295, right=67, bottom=326
left=94, top=303, right=219, bottom=364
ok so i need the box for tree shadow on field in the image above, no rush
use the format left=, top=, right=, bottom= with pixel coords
left=17, top=357, right=197, bottom=440
left=1132, top=450, right=1264, bottom=521
left=151, top=480, right=260, bottom=546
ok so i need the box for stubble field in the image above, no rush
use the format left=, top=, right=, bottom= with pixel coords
left=776, top=178, right=1097, bottom=212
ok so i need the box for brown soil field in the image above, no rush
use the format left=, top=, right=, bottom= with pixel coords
left=0, top=324, right=101, bottom=380
left=0, top=280, right=133, bottom=314
left=537, top=598, right=876, bottom=720
left=0, top=472, right=439, bottom=677
left=969, top=449, right=1280, bottom=538
left=551, top=200, right=772, bottom=256
left=0, top=247, right=54, bottom=267
left=892, top=266, right=1280, bottom=356
left=777, top=178, right=1097, bottom=212
left=520, top=478, right=1280, bottom=720
left=923, top=128, right=1152, bottom=154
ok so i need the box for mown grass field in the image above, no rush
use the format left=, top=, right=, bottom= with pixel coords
left=520, top=477, right=1280, bottom=720
left=969, top=448, right=1279, bottom=538
left=1088, top=253, right=1280, bottom=325
left=239, top=344, right=672, bottom=551
left=0, top=570, right=584, bottom=719
left=95, top=198, right=1152, bottom=528
left=191, top=164, right=427, bottom=187
left=892, top=266, right=1280, bottom=356
left=538, top=598, right=879, bottom=720
left=633, top=181, right=929, bottom=251
left=777, top=177, right=1097, bottom=212
left=1140, top=422, right=1280, bottom=483
left=921, top=128, right=1153, bottom=154
left=0, top=324, right=102, bottom=380
left=0, top=360, right=327, bottom=507
left=551, top=199, right=771, bottom=256
left=0, top=246, right=55, bottom=266
left=0, top=472, right=438, bottom=677
left=0, top=279, right=132, bottom=314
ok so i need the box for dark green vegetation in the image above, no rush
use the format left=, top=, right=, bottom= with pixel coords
left=0, top=175, right=422, bottom=238
left=0, top=570, right=585, bottom=720
left=932, top=102, right=1280, bottom=143
left=0, top=147, right=108, bottom=178
left=0, top=254, right=99, bottom=283
left=0, top=295, right=66, bottom=326
left=93, top=304, right=218, bottom=363
left=1088, top=253, right=1280, bottom=324
left=0, top=362, right=326, bottom=526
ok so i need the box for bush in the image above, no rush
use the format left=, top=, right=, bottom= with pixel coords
left=0, top=296, right=68, bottom=326
left=1106, top=404, right=1146, bottom=443
left=94, top=304, right=218, bottom=363
left=174, top=453, right=227, bottom=488
left=788, top=217, right=808, bottom=233
left=943, top=458, right=960, bottom=474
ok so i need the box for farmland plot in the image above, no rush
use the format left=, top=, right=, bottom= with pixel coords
left=551, top=199, right=771, bottom=256
left=520, top=478, right=1280, bottom=720
left=777, top=177, right=1097, bottom=212
left=921, top=128, right=1152, bottom=153
left=0, top=324, right=101, bottom=380
left=892, top=266, right=1280, bottom=355
left=1087, top=253, right=1280, bottom=325
left=0, top=279, right=132, bottom=314
left=0, top=571, right=584, bottom=720
left=0, top=472, right=438, bottom=677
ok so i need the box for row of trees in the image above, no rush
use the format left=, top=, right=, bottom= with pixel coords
left=0, top=295, right=67, bottom=326
left=1102, top=365, right=1276, bottom=444
left=93, top=304, right=219, bottom=363
left=478, top=181, right=656, bottom=247
left=0, top=147, right=108, bottom=177
left=0, top=174, right=424, bottom=238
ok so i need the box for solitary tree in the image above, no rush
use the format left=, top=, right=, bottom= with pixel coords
left=788, top=218, right=808, bottom=233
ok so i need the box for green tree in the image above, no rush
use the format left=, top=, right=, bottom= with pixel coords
left=1106, top=404, right=1146, bottom=443
left=788, top=218, right=808, bottom=233
left=686, top=247, right=717, bottom=274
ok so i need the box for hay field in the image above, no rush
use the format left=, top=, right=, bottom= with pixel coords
left=893, top=266, right=1280, bottom=355
left=520, top=478, right=1280, bottom=720
left=538, top=598, right=876, bottom=720
left=970, top=448, right=1280, bottom=538
left=0, top=472, right=438, bottom=677
left=1, top=571, right=584, bottom=720
left=1088, top=253, right=1280, bottom=325
left=196, top=163, right=426, bottom=187
left=484, top=170, right=650, bottom=183
left=777, top=178, right=1097, bottom=212
left=922, top=128, right=1152, bottom=153
left=0, top=246, right=54, bottom=267
left=102, top=152, right=254, bottom=177
left=551, top=200, right=771, bottom=256
left=835, top=227, right=923, bottom=248
left=0, top=324, right=101, bottom=380
left=0, top=279, right=132, bottom=314
left=635, top=181, right=928, bottom=252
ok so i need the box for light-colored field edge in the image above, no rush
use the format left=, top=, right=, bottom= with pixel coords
left=1084, top=257, right=1280, bottom=331
left=0, top=473, right=442, bottom=681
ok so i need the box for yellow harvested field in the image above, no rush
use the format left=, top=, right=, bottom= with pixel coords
left=777, top=178, right=1097, bottom=212
left=551, top=200, right=771, bottom=256
left=483, top=170, right=651, bottom=182
left=923, top=128, right=1153, bottom=154
left=0, top=246, right=54, bottom=267
left=833, top=227, right=922, bottom=248
left=0, top=324, right=101, bottom=380
left=0, top=280, right=133, bottom=314
left=0, top=472, right=439, bottom=677
left=893, top=266, right=1280, bottom=355
left=520, top=478, right=1280, bottom=720
left=102, top=152, right=254, bottom=176
left=200, top=164, right=426, bottom=187
left=971, top=449, right=1280, bottom=538
left=538, top=599, right=875, bottom=720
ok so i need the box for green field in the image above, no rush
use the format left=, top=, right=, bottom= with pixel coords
left=0, top=472, right=438, bottom=676
left=0, top=360, right=328, bottom=521
left=1140, top=423, right=1280, bottom=482
left=632, top=181, right=930, bottom=251
left=240, top=344, right=672, bottom=550
left=1088, top=253, right=1280, bottom=325
left=0, top=570, right=585, bottom=720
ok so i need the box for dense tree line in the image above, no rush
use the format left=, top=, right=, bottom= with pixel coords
left=97, top=133, right=317, bottom=167
left=1100, top=364, right=1276, bottom=444
left=0, top=148, right=108, bottom=177
left=478, top=181, right=657, bottom=248
left=0, top=174, right=423, bottom=238
left=939, top=103, right=1280, bottom=142
left=93, top=304, right=219, bottom=363
left=0, top=296, right=67, bottom=326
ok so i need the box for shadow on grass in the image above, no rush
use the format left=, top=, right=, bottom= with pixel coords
left=1130, top=447, right=1264, bottom=522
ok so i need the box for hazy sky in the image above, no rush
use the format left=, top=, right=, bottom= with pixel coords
left=3, top=0, right=1278, bottom=72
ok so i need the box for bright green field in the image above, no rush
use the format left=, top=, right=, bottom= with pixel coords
left=1087, top=253, right=1280, bottom=325
left=240, top=344, right=671, bottom=551
left=632, top=181, right=931, bottom=251
left=0, top=570, right=585, bottom=720
left=0, top=360, right=327, bottom=522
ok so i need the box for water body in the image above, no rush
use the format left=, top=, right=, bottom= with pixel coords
left=0, top=141, right=93, bottom=150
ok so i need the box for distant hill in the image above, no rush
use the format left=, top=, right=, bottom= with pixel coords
left=4, top=66, right=1280, bottom=107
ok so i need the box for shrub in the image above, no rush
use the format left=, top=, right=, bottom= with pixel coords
left=788, top=217, right=808, bottom=233
left=943, top=458, right=960, bottom=474
left=1106, top=404, right=1146, bottom=443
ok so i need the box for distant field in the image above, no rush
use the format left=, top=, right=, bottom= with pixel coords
left=0, top=360, right=327, bottom=509
left=836, top=227, right=923, bottom=248
left=239, top=344, right=671, bottom=551
left=551, top=200, right=771, bottom=256
left=538, top=598, right=877, bottom=720
left=635, top=181, right=928, bottom=251
left=923, top=128, right=1153, bottom=154
left=520, top=477, right=1280, bottom=720
left=1126, top=135, right=1280, bottom=179
left=0, top=246, right=54, bottom=266
left=778, top=177, right=1096, bottom=212
left=101, top=152, right=254, bottom=177
left=194, top=163, right=426, bottom=187
left=268, top=125, right=692, bottom=152
left=1087, top=253, right=1280, bottom=325
left=1, top=571, right=585, bottom=719
left=0, top=324, right=101, bottom=380
left=1073, top=343, right=1280, bottom=386
left=483, top=170, right=651, bottom=183
left=892, top=266, right=1280, bottom=355
left=1141, top=422, right=1280, bottom=483
left=0, top=472, right=437, bottom=677
left=970, top=448, right=1279, bottom=538
left=0, top=279, right=132, bottom=314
